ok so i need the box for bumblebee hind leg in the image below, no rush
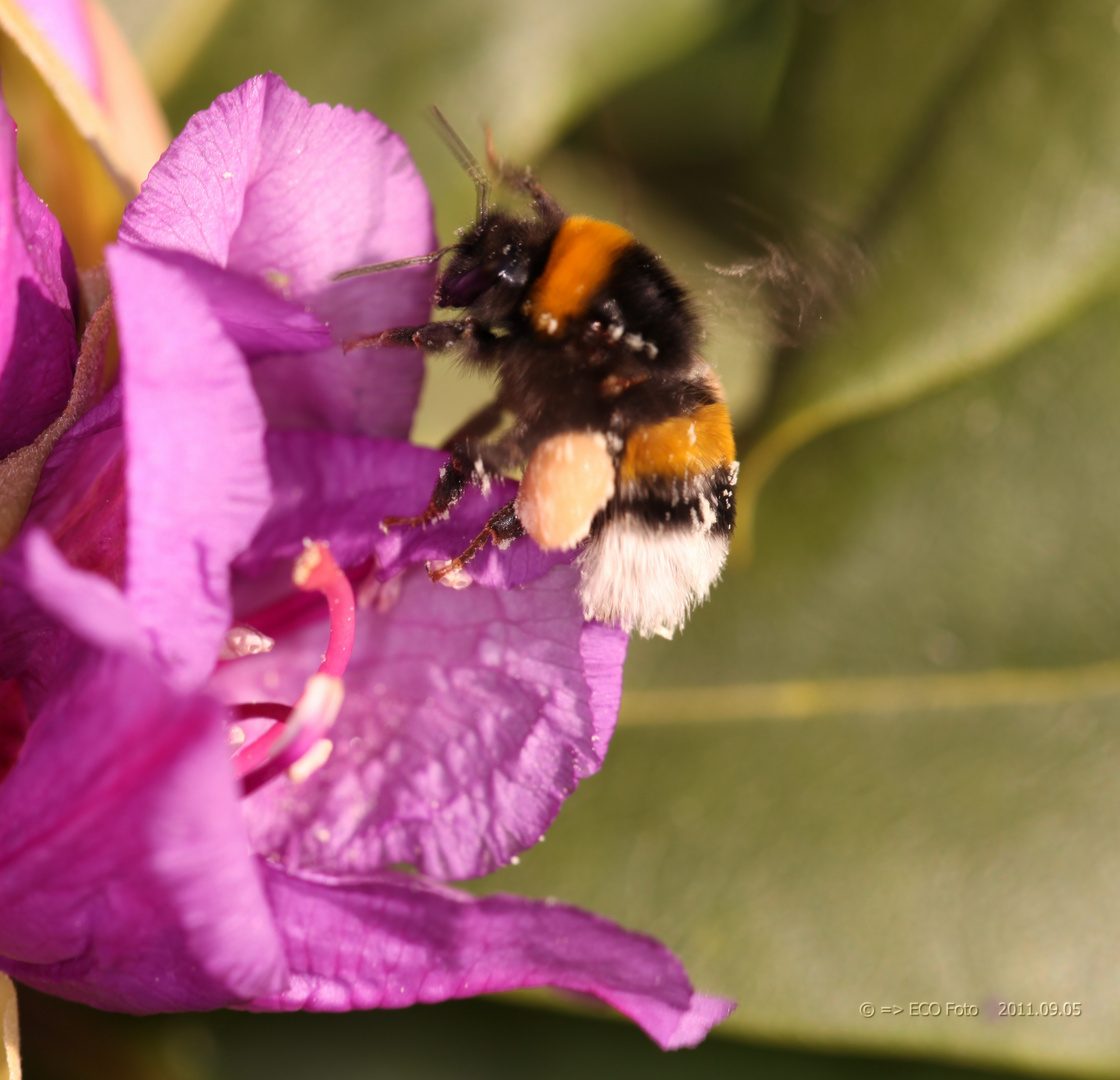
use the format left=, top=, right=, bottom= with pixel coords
left=384, top=405, right=526, bottom=575
left=427, top=499, right=525, bottom=584
left=383, top=403, right=512, bottom=530
left=382, top=448, right=474, bottom=530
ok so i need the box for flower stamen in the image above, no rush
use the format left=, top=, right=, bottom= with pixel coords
left=293, top=540, right=356, bottom=677
left=233, top=540, right=355, bottom=795
left=220, top=625, right=276, bottom=660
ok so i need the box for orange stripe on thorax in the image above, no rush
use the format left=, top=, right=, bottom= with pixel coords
left=618, top=402, right=736, bottom=489
left=526, top=217, right=634, bottom=338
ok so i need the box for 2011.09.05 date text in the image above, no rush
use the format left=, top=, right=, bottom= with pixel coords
left=999, top=1002, right=1083, bottom=1018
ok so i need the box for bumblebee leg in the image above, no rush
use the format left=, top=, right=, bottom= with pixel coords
left=383, top=428, right=520, bottom=532
left=427, top=499, right=525, bottom=583
left=383, top=449, right=472, bottom=530
left=343, top=318, right=483, bottom=353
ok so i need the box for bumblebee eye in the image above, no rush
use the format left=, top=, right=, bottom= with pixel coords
left=497, top=259, right=528, bottom=289
left=436, top=265, right=491, bottom=307
left=435, top=254, right=530, bottom=308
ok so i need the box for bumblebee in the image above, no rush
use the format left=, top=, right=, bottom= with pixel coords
left=342, top=112, right=737, bottom=638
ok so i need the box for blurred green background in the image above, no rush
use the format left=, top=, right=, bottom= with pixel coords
left=32, top=0, right=1120, bottom=1075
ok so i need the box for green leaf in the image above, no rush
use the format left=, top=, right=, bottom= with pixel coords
left=490, top=703, right=1120, bottom=1075
left=164, top=0, right=725, bottom=233
left=757, top=0, right=1005, bottom=230
left=737, top=2, right=1120, bottom=549
left=588, top=0, right=800, bottom=162
left=17, top=986, right=1024, bottom=1080
left=100, top=0, right=236, bottom=97
left=479, top=293, right=1120, bottom=1072
left=636, top=295, right=1120, bottom=690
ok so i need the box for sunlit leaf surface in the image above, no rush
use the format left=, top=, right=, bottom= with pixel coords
left=737, top=2, right=1120, bottom=545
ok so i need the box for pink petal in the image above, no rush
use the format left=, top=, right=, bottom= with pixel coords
left=252, top=865, right=734, bottom=1050
left=118, top=74, right=435, bottom=439
left=0, top=103, right=78, bottom=456
left=17, top=527, right=144, bottom=658
left=22, top=385, right=126, bottom=583
left=0, top=643, right=286, bottom=1010
left=119, top=74, right=431, bottom=303
left=214, top=431, right=626, bottom=880
left=218, top=564, right=624, bottom=880
left=238, top=430, right=568, bottom=589
left=107, top=242, right=271, bottom=689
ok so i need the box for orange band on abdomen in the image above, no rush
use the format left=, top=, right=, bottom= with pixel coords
left=618, top=402, right=736, bottom=490
left=526, top=217, right=634, bottom=338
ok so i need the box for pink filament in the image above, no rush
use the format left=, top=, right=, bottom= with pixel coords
left=293, top=542, right=356, bottom=678
left=232, top=541, right=355, bottom=793
left=237, top=675, right=342, bottom=796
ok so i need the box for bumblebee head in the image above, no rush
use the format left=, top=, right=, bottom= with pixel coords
left=433, top=212, right=540, bottom=310
left=333, top=109, right=561, bottom=321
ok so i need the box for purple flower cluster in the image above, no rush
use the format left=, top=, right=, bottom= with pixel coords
left=0, top=74, right=732, bottom=1047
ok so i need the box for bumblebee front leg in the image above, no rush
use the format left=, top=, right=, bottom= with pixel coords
left=427, top=499, right=525, bottom=584
left=344, top=318, right=484, bottom=353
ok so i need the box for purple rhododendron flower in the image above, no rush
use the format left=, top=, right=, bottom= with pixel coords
left=0, top=75, right=733, bottom=1048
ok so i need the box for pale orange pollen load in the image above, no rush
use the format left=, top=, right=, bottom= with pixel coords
left=618, top=402, right=736, bottom=491
left=526, top=216, right=634, bottom=337
left=516, top=431, right=616, bottom=550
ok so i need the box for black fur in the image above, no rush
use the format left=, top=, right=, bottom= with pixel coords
left=607, top=464, right=737, bottom=536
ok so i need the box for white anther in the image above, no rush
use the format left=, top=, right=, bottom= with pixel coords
left=607, top=324, right=624, bottom=342
left=623, top=332, right=643, bottom=351
left=219, top=625, right=276, bottom=660
left=288, top=738, right=334, bottom=783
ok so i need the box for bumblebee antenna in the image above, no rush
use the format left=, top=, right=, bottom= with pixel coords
left=429, top=105, right=490, bottom=221
left=334, top=108, right=488, bottom=282
left=333, top=246, right=454, bottom=281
